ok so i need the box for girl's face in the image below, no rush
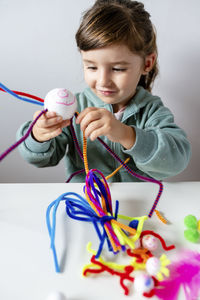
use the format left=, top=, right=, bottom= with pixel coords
left=81, top=44, right=147, bottom=112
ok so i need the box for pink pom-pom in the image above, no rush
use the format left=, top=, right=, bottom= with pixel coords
left=142, top=234, right=158, bottom=251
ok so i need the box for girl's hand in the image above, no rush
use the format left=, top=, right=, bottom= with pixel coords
left=32, top=111, right=70, bottom=142
left=76, top=107, right=136, bottom=149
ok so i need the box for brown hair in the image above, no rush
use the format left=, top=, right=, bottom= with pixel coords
left=75, top=0, right=158, bottom=92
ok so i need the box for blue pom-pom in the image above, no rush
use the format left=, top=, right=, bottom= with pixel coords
left=129, top=219, right=139, bottom=229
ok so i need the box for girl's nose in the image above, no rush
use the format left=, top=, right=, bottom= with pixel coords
left=98, top=69, right=112, bottom=87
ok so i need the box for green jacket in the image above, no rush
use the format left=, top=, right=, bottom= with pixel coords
left=16, top=86, right=191, bottom=182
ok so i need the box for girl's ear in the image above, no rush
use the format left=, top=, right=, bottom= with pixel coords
left=142, top=53, right=157, bottom=74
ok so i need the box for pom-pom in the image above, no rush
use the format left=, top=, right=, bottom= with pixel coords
left=146, top=257, right=161, bottom=276
left=44, top=88, right=77, bottom=120
left=45, top=291, right=67, bottom=300
left=142, top=234, right=158, bottom=251
left=133, top=273, right=154, bottom=293
left=129, top=219, right=139, bottom=229
left=184, top=215, right=200, bottom=243
left=184, top=215, right=198, bottom=229
left=184, top=229, right=199, bottom=243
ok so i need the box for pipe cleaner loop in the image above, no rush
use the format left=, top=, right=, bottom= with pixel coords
left=46, top=191, right=122, bottom=271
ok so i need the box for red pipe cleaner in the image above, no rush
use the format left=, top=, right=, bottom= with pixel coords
left=0, top=88, right=44, bottom=103
left=83, top=255, right=134, bottom=295
left=140, top=230, right=175, bottom=251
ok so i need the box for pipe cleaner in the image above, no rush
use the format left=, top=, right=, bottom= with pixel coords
left=0, top=82, right=164, bottom=221
left=1, top=83, right=174, bottom=298
left=155, top=210, right=168, bottom=224
left=0, top=82, right=44, bottom=105
left=82, top=242, right=134, bottom=296
left=82, top=242, right=172, bottom=296
left=46, top=109, right=165, bottom=273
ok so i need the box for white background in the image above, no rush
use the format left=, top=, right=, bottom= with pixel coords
left=0, top=0, right=199, bottom=183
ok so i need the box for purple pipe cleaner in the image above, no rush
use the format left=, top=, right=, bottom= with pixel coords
left=97, top=137, right=163, bottom=218
left=0, top=109, right=47, bottom=162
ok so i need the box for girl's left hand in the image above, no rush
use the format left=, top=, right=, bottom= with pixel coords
left=76, top=107, right=136, bottom=149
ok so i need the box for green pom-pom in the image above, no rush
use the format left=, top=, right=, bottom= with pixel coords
left=184, top=215, right=197, bottom=229
left=184, top=229, right=200, bottom=243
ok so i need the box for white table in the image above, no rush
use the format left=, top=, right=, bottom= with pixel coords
left=0, top=182, right=200, bottom=300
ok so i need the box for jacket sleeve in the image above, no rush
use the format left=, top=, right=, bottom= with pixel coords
left=16, top=121, right=70, bottom=167
left=122, top=103, right=191, bottom=180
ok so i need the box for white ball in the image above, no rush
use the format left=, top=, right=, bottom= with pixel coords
left=45, top=291, right=67, bottom=300
left=146, top=257, right=161, bottom=276
left=44, top=88, right=77, bottom=120
left=142, top=235, right=158, bottom=251
left=133, top=273, right=154, bottom=294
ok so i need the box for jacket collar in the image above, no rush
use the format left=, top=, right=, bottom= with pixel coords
left=83, top=86, right=156, bottom=121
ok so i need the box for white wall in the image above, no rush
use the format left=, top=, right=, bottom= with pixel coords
left=0, top=0, right=199, bottom=183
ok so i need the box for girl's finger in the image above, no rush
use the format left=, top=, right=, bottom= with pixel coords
left=40, top=117, right=70, bottom=129
left=44, top=111, right=58, bottom=119
left=37, top=116, right=63, bottom=128
left=43, top=128, right=63, bottom=140
left=61, top=119, right=71, bottom=128
left=84, top=119, right=103, bottom=138
left=79, top=111, right=100, bottom=132
left=76, top=107, right=97, bottom=124
left=33, top=110, right=57, bottom=121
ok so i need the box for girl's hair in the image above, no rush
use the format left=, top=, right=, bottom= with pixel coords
left=75, top=0, right=158, bottom=91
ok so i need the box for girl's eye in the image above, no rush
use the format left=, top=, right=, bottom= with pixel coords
left=86, top=66, right=126, bottom=72
left=112, top=68, right=127, bottom=72
left=87, top=66, right=97, bottom=70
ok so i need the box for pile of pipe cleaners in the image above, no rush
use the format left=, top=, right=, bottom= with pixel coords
left=1, top=82, right=200, bottom=299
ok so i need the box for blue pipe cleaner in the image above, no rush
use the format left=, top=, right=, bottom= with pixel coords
left=46, top=191, right=120, bottom=272
left=0, top=82, right=43, bottom=106
left=89, top=172, right=111, bottom=213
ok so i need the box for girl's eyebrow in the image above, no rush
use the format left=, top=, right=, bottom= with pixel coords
left=83, top=59, right=95, bottom=64
left=83, top=59, right=131, bottom=65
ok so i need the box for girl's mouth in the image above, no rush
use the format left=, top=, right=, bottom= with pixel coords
left=99, top=90, right=116, bottom=96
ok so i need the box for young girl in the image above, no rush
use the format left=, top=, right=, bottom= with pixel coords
left=17, top=0, right=191, bottom=182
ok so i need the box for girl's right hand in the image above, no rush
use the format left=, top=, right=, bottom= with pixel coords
left=32, top=111, right=70, bottom=142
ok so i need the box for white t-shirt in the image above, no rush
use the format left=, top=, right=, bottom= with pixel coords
left=114, top=106, right=126, bottom=121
